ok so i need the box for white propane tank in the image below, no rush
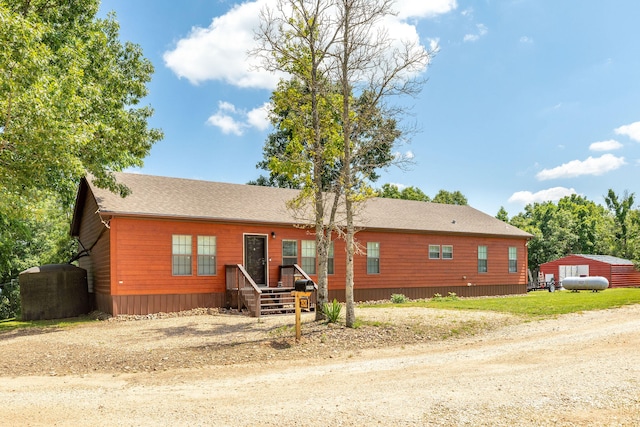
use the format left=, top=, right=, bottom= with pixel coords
left=562, top=276, right=609, bottom=291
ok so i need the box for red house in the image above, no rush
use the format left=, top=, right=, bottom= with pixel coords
left=71, top=173, right=532, bottom=315
left=539, top=254, right=640, bottom=288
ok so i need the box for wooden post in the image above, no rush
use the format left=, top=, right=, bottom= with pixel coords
left=292, top=291, right=312, bottom=341
left=294, top=292, right=302, bottom=341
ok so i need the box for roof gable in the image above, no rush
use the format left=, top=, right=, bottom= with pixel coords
left=73, top=173, right=531, bottom=238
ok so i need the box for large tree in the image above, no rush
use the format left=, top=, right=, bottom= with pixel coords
left=1, top=0, right=162, bottom=201
left=254, top=0, right=343, bottom=319
left=604, top=189, right=636, bottom=259
left=333, top=0, right=431, bottom=327
left=0, top=1, right=161, bottom=288
left=509, top=195, right=612, bottom=271
left=255, top=0, right=430, bottom=326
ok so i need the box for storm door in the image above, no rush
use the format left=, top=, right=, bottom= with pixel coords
left=244, top=235, right=268, bottom=286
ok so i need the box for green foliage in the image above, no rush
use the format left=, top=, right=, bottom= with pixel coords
left=0, top=192, right=75, bottom=284
left=390, top=293, right=408, bottom=303
left=0, top=0, right=162, bottom=201
left=432, top=190, right=468, bottom=205
left=0, top=0, right=161, bottom=291
left=378, top=184, right=430, bottom=201
left=509, top=194, right=615, bottom=270
left=496, top=206, right=509, bottom=222
left=431, top=292, right=457, bottom=302
left=377, top=184, right=468, bottom=205
left=604, top=189, right=636, bottom=259
left=0, top=279, right=20, bottom=320
left=322, top=299, right=343, bottom=323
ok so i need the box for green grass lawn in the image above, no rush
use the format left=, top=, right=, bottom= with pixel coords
left=362, top=287, right=640, bottom=318
left=0, top=316, right=93, bottom=331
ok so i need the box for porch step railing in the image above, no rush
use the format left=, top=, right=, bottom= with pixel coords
left=226, top=264, right=317, bottom=317
left=225, top=264, right=262, bottom=317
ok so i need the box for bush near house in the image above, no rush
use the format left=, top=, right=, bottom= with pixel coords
left=0, top=280, right=21, bottom=320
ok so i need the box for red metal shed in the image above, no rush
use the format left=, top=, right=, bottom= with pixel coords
left=539, top=254, right=640, bottom=288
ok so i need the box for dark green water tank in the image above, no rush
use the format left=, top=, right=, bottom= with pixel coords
left=19, top=264, right=89, bottom=320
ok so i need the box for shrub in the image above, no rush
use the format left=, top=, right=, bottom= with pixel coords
left=390, top=293, right=408, bottom=304
left=431, top=292, right=459, bottom=302
left=322, top=299, right=342, bottom=323
left=0, top=280, right=21, bottom=320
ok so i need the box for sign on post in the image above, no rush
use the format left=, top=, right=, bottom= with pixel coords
left=292, top=291, right=312, bottom=341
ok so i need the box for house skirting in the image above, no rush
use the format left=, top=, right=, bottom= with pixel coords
left=94, top=292, right=226, bottom=316
left=93, top=284, right=526, bottom=315
left=328, top=284, right=527, bottom=302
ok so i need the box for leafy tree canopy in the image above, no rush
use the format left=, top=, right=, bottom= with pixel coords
left=0, top=0, right=163, bottom=202
left=0, top=0, right=161, bottom=287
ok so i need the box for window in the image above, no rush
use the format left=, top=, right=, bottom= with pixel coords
left=282, top=240, right=298, bottom=266
left=197, top=236, right=217, bottom=275
left=508, top=247, right=517, bottom=273
left=172, top=235, right=192, bottom=276
left=442, top=245, right=453, bottom=260
left=301, top=240, right=316, bottom=274
left=367, top=242, right=380, bottom=274
left=429, top=245, right=440, bottom=259
left=327, top=241, right=335, bottom=275
left=478, top=245, right=487, bottom=273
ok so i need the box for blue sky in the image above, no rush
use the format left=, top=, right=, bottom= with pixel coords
left=98, top=0, right=640, bottom=217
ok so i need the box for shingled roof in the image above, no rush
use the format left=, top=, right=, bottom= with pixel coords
left=73, top=173, right=531, bottom=238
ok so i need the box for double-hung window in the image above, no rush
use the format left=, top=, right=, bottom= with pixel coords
left=197, top=236, right=217, bottom=275
left=478, top=245, right=488, bottom=273
left=282, top=240, right=298, bottom=266
left=508, top=247, right=517, bottom=273
left=429, top=245, right=440, bottom=259
left=301, top=240, right=316, bottom=274
left=367, top=242, right=380, bottom=274
left=172, top=235, right=192, bottom=276
left=442, top=245, right=453, bottom=260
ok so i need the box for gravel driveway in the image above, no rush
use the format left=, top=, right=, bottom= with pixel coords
left=1, top=305, right=639, bottom=426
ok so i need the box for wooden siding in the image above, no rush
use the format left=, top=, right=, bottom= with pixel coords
left=95, top=293, right=225, bottom=316
left=76, top=188, right=111, bottom=296
left=326, top=230, right=528, bottom=291
left=110, top=218, right=528, bottom=296
left=109, top=217, right=320, bottom=296
left=92, top=217, right=529, bottom=315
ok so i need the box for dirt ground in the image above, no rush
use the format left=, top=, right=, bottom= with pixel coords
left=1, top=304, right=639, bottom=426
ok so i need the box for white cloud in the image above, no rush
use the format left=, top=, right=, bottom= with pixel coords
left=393, top=150, right=415, bottom=161
left=614, top=121, right=640, bottom=142
left=206, top=113, right=244, bottom=136
left=163, top=0, right=455, bottom=89
left=519, top=36, right=533, bottom=44
left=246, top=102, right=271, bottom=131
left=463, top=23, right=487, bottom=42
left=395, top=0, right=457, bottom=20
left=463, top=34, right=479, bottom=42
left=206, top=101, right=272, bottom=135
left=509, top=187, right=577, bottom=205
left=589, top=139, right=623, bottom=152
left=536, top=154, right=625, bottom=180
left=163, top=0, right=280, bottom=88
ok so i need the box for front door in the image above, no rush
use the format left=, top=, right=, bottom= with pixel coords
left=244, top=235, right=267, bottom=286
